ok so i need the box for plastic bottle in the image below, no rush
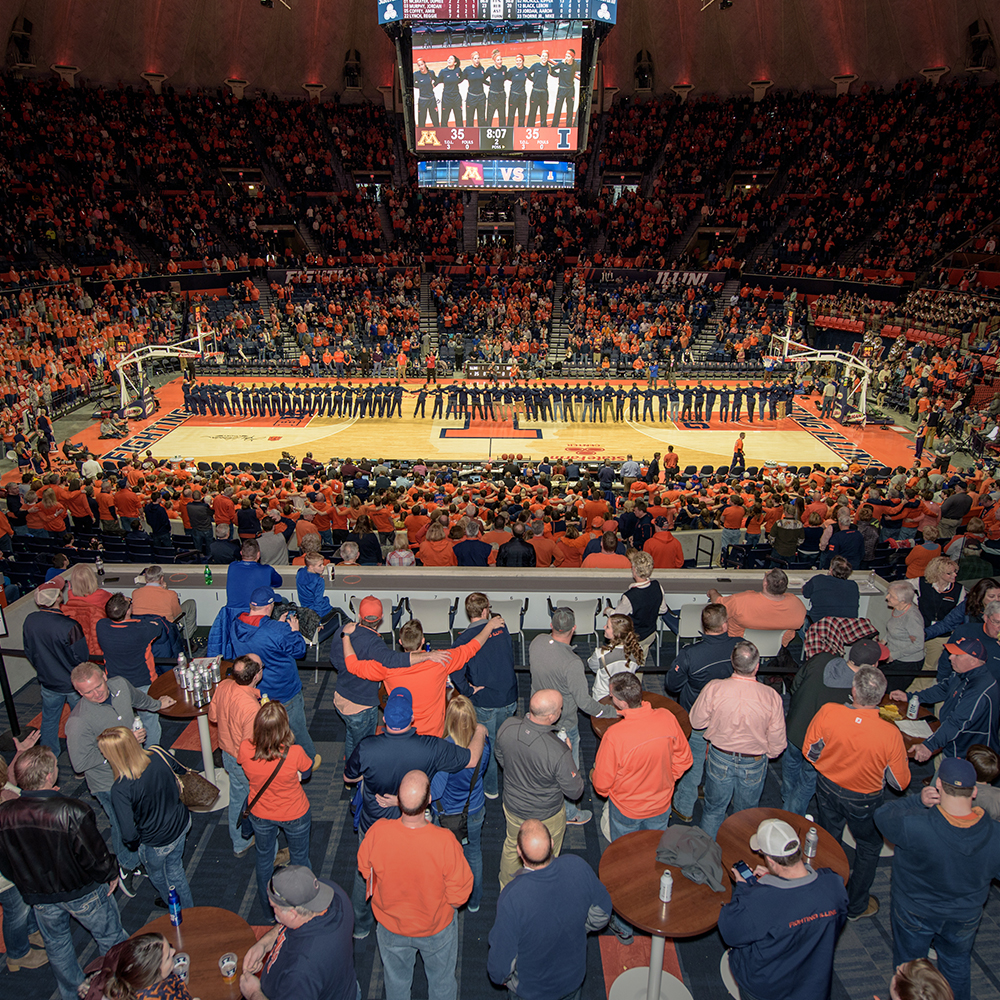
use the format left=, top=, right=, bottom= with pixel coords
left=804, top=826, right=819, bottom=860
left=658, top=869, right=673, bottom=902
left=132, top=716, right=143, bottom=735
left=95, top=555, right=105, bottom=577
left=907, top=694, right=920, bottom=720
left=204, top=565, right=213, bottom=586
left=167, top=885, right=182, bottom=926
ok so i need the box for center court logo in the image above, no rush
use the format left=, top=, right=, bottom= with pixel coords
left=417, top=130, right=441, bottom=147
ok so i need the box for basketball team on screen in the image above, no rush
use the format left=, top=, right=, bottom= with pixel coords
left=413, top=48, right=580, bottom=130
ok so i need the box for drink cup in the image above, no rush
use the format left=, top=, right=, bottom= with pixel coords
left=173, top=953, right=190, bottom=983
left=219, top=953, right=238, bottom=983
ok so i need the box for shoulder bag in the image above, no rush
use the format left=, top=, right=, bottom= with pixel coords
left=435, top=754, right=483, bottom=846
left=149, top=745, right=221, bottom=810
left=238, top=749, right=288, bottom=840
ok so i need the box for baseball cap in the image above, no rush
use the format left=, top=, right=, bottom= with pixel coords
left=749, top=818, right=801, bottom=858
left=551, top=607, right=575, bottom=633
left=249, top=586, right=277, bottom=607
left=35, top=581, right=63, bottom=608
left=938, top=757, right=977, bottom=788
left=267, top=865, right=334, bottom=912
left=848, top=637, right=886, bottom=666
left=944, top=636, right=987, bottom=662
left=358, top=595, right=383, bottom=624
left=383, top=687, right=413, bottom=729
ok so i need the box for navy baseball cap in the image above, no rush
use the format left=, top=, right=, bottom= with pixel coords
left=383, top=688, right=413, bottom=729
left=250, top=586, right=278, bottom=606
left=944, top=636, right=987, bottom=662
left=939, top=758, right=977, bottom=788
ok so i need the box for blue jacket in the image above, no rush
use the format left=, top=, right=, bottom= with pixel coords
left=452, top=621, right=517, bottom=708
left=487, top=854, right=611, bottom=1000
left=230, top=614, right=306, bottom=701
left=719, top=869, right=848, bottom=1000
left=296, top=567, right=331, bottom=616
left=453, top=538, right=492, bottom=567
left=918, top=663, right=1000, bottom=757
left=875, top=796, right=1000, bottom=917
left=430, top=736, right=490, bottom=815
left=225, top=561, right=282, bottom=609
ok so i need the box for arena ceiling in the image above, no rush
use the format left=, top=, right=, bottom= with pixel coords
left=2, top=0, right=998, bottom=100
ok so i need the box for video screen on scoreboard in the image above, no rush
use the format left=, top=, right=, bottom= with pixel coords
left=418, top=158, right=575, bottom=189
left=411, top=20, right=583, bottom=153
left=378, top=1, right=616, bottom=24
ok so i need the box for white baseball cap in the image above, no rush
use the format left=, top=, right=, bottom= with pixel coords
left=750, top=818, right=800, bottom=857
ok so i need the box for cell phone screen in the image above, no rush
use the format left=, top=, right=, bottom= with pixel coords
left=734, top=860, right=757, bottom=884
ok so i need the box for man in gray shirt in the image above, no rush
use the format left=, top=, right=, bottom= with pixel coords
left=529, top=607, right=615, bottom=826
left=938, top=484, right=973, bottom=539
left=257, top=516, right=290, bottom=566
left=66, top=662, right=174, bottom=895
left=494, top=690, right=584, bottom=888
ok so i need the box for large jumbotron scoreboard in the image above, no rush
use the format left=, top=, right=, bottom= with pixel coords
left=378, top=0, right=615, bottom=185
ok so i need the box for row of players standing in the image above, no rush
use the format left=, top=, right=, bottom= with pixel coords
left=414, top=49, right=579, bottom=130
left=182, top=378, right=797, bottom=423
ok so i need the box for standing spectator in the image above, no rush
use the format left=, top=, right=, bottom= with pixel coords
left=98, top=727, right=195, bottom=912
left=529, top=608, right=615, bottom=826
left=690, top=641, right=786, bottom=837
left=257, top=517, right=290, bottom=567
left=452, top=592, right=518, bottom=800
left=718, top=817, right=848, bottom=1000
left=66, top=663, right=175, bottom=896
left=882, top=581, right=926, bottom=688
left=607, top=551, right=672, bottom=658
left=496, top=521, right=537, bottom=567
left=357, top=770, right=472, bottom=1000
left=804, top=666, right=910, bottom=921
left=453, top=521, right=492, bottom=566
left=666, top=604, right=740, bottom=823
left=237, top=701, right=313, bottom=915
left=875, top=758, right=1000, bottom=1000
left=0, top=746, right=127, bottom=1000
left=587, top=613, right=644, bottom=701
left=494, top=690, right=584, bottom=888
left=185, top=490, right=214, bottom=555
left=226, top=539, right=283, bottom=609
left=487, top=820, right=612, bottom=999
left=22, top=580, right=88, bottom=755
left=207, top=653, right=263, bottom=857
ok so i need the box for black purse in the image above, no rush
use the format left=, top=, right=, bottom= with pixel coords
left=238, top=750, right=288, bottom=840
left=435, top=755, right=482, bottom=846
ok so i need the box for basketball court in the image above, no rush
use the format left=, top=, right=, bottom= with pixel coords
left=73, top=376, right=920, bottom=473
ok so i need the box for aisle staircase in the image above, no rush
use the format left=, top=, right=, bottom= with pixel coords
left=463, top=195, right=479, bottom=252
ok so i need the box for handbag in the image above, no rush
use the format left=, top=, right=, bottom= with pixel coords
left=238, top=750, right=288, bottom=840
left=149, top=746, right=221, bottom=810
left=435, top=755, right=482, bottom=846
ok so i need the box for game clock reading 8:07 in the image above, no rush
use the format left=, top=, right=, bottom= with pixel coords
left=415, top=125, right=576, bottom=152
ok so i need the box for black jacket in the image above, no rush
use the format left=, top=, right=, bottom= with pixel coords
left=0, top=790, right=118, bottom=904
left=496, top=536, right=537, bottom=568
left=23, top=608, right=90, bottom=694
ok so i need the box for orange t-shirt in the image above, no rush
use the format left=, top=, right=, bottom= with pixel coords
left=237, top=741, right=312, bottom=821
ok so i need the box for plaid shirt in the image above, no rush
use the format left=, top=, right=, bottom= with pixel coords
left=802, top=616, right=878, bottom=662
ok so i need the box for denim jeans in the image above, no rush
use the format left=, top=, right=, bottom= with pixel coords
left=671, top=729, right=707, bottom=819
left=511, top=991, right=581, bottom=1000
left=94, top=790, right=141, bottom=872
left=432, top=804, right=486, bottom=911
left=281, top=690, right=316, bottom=760
left=475, top=701, right=516, bottom=797
left=0, top=882, right=39, bottom=960
left=135, top=683, right=161, bottom=747
left=815, top=773, right=884, bottom=918
left=190, top=528, right=211, bottom=555
left=139, top=817, right=194, bottom=910
left=339, top=705, right=378, bottom=768
left=698, top=745, right=767, bottom=839
left=780, top=742, right=817, bottom=817
left=39, top=685, right=80, bottom=756
left=34, top=886, right=127, bottom=1000
left=892, top=898, right=981, bottom=1000
left=562, top=722, right=585, bottom=820
left=249, top=808, right=312, bottom=914
left=223, top=749, right=255, bottom=853
left=352, top=829, right=374, bottom=938
left=608, top=800, right=670, bottom=841
left=376, top=912, right=459, bottom=1000
left=721, top=528, right=742, bottom=549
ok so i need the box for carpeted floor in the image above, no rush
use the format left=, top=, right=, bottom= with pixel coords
left=3, top=630, right=1000, bottom=1000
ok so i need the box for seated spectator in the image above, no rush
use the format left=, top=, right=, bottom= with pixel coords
left=417, top=521, right=457, bottom=567
left=643, top=519, right=684, bottom=569
left=385, top=530, right=416, bottom=566
left=104, top=932, right=193, bottom=1000
left=208, top=524, right=240, bottom=564
left=905, top=525, right=943, bottom=579
left=454, top=521, right=491, bottom=567
left=802, top=558, right=860, bottom=623
left=706, top=568, right=806, bottom=647
left=336, top=541, right=360, bottom=567
left=582, top=532, right=631, bottom=569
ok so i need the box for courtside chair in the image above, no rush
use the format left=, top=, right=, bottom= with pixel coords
left=742, top=627, right=785, bottom=660
left=546, top=597, right=601, bottom=645
left=490, top=598, right=528, bottom=663
left=404, top=598, right=458, bottom=643
left=677, top=604, right=704, bottom=648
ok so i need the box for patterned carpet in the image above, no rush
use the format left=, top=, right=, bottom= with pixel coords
left=3, top=632, right=1000, bottom=1000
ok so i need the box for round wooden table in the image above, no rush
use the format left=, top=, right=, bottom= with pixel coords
left=717, top=807, right=850, bottom=884
left=149, top=663, right=229, bottom=810
left=599, top=829, right=730, bottom=999
left=591, top=693, right=691, bottom=741
left=134, top=906, right=257, bottom=1000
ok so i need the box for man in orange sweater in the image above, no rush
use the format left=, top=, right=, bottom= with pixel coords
left=342, top=613, right=505, bottom=736
left=358, top=770, right=472, bottom=1000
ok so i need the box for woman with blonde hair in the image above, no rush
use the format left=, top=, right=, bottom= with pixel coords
left=237, top=701, right=313, bottom=914
left=385, top=529, right=416, bottom=566
left=60, top=562, right=113, bottom=656
left=588, top=614, right=645, bottom=700
left=417, top=519, right=457, bottom=566
left=430, top=695, right=489, bottom=912
left=105, top=932, right=192, bottom=1000
left=97, top=726, right=194, bottom=910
